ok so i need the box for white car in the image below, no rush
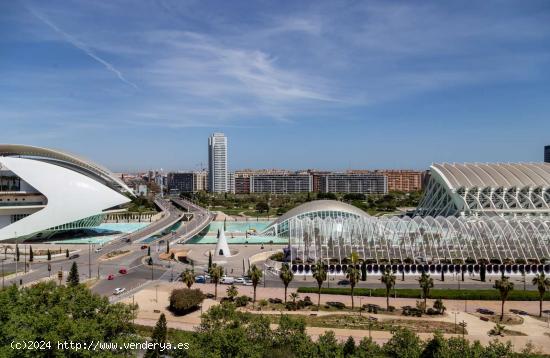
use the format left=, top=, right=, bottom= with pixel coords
left=113, top=287, right=126, bottom=295
left=95, top=247, right=103, bottom=253
left=243, top=280, right=253, bottom=286
left=234, top=277, right=245, bottom=284
left=220, top=276, right=235, bottom=284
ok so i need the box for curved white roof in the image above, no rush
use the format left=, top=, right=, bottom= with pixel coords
left=432, top=163, right=550, bottom=189
left=269, top=200, right=369, bottom=226
left=0, top=156, right=131, bottom=240
left=0, top=144, right=133, bottom=195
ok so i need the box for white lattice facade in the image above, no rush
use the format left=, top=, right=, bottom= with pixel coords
left=415, top=163, right=550, bottom=217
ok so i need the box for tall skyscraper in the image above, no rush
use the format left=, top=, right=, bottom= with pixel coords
left=208, top=132, right=228, bottom=193
left=545, top=145, right=550, bottom=163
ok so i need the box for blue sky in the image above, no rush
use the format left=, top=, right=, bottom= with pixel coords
left=1, top=0, right=550, bottom=172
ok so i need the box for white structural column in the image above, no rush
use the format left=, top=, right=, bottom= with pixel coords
left=0, top=157, right=131, bottom=241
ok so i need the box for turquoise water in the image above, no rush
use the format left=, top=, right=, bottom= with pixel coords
left=186, top=235, right=287, bottom=245
left=206, top=221, right=271, bottom=234
left=47, top=222, right=150, bottom=245
left=186, top=220, right=285, bottom=244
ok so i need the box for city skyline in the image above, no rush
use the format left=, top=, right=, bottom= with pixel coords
left=2, top=1, right=550, bottom=171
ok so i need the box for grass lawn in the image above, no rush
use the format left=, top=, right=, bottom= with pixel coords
left=297, top=287, right=550, bottom=301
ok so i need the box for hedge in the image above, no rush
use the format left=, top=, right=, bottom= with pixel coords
left=296, top=287, right=550, bottom=301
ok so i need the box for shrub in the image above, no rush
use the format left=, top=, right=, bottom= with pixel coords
left=326, top=301, right=346, bottom=309
left=285, top=302, right=297, bottom=311
left=268, top=298, right=283, bottom=304
left=303, top=296, right=313, bottom=306
left=235, top=295, right=251, bottom=307
left=387, top=305, right=395, bottom=312
left=269, top=252, right=284, bottom=261
left=426, top=308, right=437, bottom=315
left=169, top=288, right=205, bottom=316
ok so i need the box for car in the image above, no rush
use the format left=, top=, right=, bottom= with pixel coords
left=510, top=309, right=529, bottom=316
left=234, top=277, right=246, bottom=284
left=195, top=276, right=206, bottom=283
left=94, top=247, right=102, bottom=253
left=68, top=254, right=80, bottom=260
left=140, top=245, right=148, bottom=250
left=119, top=268, right=127, bottom=274
left=476, top=308, right=495, bottom=315
left=243, top=280, right=253, bottom=286
left=337, top=279, right=350, bottom=286
left=220, top=276, right=235, bottom=284
left=113, top=288, right=126, bottom=295
left=107, top=274, right=115, bottom=280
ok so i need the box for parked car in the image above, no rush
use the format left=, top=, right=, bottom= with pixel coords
left=69, top=254, right=80, bottom=260
left=119, top=268, right=127, bottom=275
left=476, top=308, right=495, bottom=315
left=113, top=288, right=126, bottom=295
left=195, top=276, right=206, bottom=284
left=337, top=279, right=350, bottom=286
left=94, top=247, right=102, bottom=253
left=234, top=277, right=246, bottom=284
left=140, top=245, right=148, bottom=250
left=107, top=274, right=115, bottom=280
left=243, top=280, right=253, bottom=286
left=220, top=276, right=235, bottom=284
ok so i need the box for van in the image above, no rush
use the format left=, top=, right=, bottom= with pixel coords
left=220, top=276, right=235, bottom=284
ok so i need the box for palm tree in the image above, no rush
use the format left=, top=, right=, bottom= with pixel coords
left=346, top=265, right=361, bottom=309
left=181, top=269, right=195, bottom=289
left=209, top=264, right=224, bottom=300
left=312, top=260, right=327, bottom=309
left=418, top=271, right=434, bottom=311
left=248, top=264, right=263, bottom=303
left=279, top=263, right=294, bottom=303
left=381, top=269, right=396, bottom=310
left=226, top=284, right=238, bottom=301
left=289, top=292, right=299, bottom=304
left=532, top=273, right=550, bottom=317
left=494, top=276, right=514, bottom=321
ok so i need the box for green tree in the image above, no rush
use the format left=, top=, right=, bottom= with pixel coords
left=256, top=202, right=269, bottom=213
left=532, top=273, right=550, bottom=317
left=356, top=337, right=383, bottom=357
left=209, top=264, right=224, bottom=300
left=420, top=331, right=446, bottom=358
left=342, top=336, right=355, bottom=357
left=316, top=331, right=342, bottom=358
left=145, top=313, right=167, bottom=358
left=226, top=284, right=238, bottom=301
left=181, top=269, right=195, bottom=289
left=66, top=261, right=79, bottom=287
left=47, top=249, right=51, bottom=261
left=289, top=292, right=299, bottom=304
left=313, top=261, right=327, bottom=309
left=494, top=276, right=514, bottom=321
left=29, top=245, right=33, bottom=262
left=248, top=264, right=263, bottom=303
left=381, top=268, right=396, bottom=310
left=346, top=265, right=361, bottom=309
left=0, top=282, right=137, bottom=357
left=418, top=272, right=434, bottom=311
left=383, top=328, right=423, bottom=358
left=279, top=263, right=294, bottom=303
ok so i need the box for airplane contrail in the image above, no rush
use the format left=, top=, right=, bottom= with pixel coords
left=26, top=6, right=138, bottom=89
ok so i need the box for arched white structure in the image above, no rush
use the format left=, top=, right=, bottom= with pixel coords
left=0, top=147, right=132, bottom=241
left=415, top=163, right=550, bottom=217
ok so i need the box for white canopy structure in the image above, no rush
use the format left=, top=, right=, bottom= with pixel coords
left=0, top=145, right=132, bottom=241
left=415, top=163, right=550, bottom=217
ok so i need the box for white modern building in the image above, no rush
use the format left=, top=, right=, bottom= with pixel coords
left=208, top=133, right=228, bottom=193
left=415, top=163, right=550, bottom=217
left=0, top=144, right=133, bottom=241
